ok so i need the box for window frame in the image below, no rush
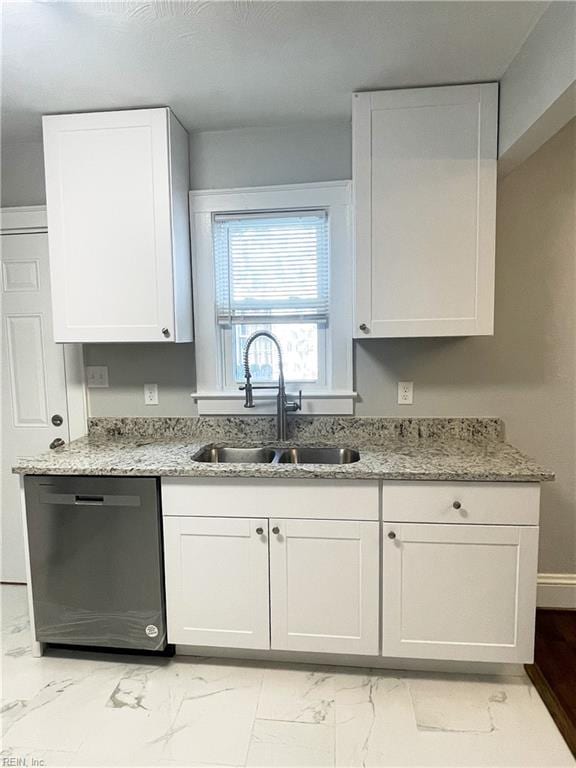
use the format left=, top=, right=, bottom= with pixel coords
left=189, top=181, right=355, bottom=415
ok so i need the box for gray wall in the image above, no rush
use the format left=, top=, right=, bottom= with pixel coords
left=499, top=1, right=576, bottom=156
left=189, top=123, right=352, bottom=190
left=0, top=140, right=46, bottom=207
left=2, top=119, right=574, bottom=575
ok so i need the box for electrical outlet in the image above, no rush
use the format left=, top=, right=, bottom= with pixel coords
left=398, top=381, right=413, bottom=405
left=85, top=366, right=109, bottom=388
left=144, top=383, right=159, bottom=406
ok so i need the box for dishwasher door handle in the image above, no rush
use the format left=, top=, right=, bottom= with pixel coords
left=40, top=493, right=142, bottom=507
left=75, top=495, right=105, bottom=505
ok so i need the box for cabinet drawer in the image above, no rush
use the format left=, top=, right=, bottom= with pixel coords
left=162, top=478, right=379, bottom=521
left=382, top=482, right=539, bottom=525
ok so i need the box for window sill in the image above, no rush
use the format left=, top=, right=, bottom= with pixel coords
left=192, top=390, right=357, bottom=416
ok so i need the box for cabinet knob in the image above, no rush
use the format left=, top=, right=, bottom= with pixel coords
left=272, top=526, right=280, bottom=535
left=387, top=531, right=396, bottom=540
left=359, top=323, right=369, bottom=333
left=256, top=527, right=264, bottom=535
left=453, top=501, right=462, bottom=510
left=49, top=438, right=65, bottom=450
left=162, top=327, right=171, bottom=338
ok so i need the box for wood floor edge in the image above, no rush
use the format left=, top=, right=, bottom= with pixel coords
left=525, top=662, right=576, bottom=758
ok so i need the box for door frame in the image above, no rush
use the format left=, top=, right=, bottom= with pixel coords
left=1, top=205, right=87, bottom=440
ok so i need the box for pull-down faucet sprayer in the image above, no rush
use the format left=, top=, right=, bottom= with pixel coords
left=240, top=331, right=302, bottom=441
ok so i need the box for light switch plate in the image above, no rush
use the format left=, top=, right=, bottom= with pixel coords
left=86, top=366, right=109, bottom=388
left=144, top=383, right=159, bottom=406
left=398, top=381, right=413, bottom=405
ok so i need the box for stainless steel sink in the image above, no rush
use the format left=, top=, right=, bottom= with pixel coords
left=277, top=447, right=360, bottom=465
left=194, top=447, right=276, bottom=464
left=193, top=445, right=360, bottom=465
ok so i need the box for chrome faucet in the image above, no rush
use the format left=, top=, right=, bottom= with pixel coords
left=240, top=331, right=302, bottom=441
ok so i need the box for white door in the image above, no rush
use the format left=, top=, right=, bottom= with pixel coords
left=163, top=516, right=270, bottom=649
left=354, top=83, right=497, bottom=338
left=382, top=523, right=539, bottom=663
left=42, top=108, right=176, bottom=343
left=270, top=519, right=379, bottom=655
left=1, top=230, right=69, bottom=582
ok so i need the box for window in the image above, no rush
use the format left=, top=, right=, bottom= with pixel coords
left=190, top=182, right=354, bottom=415
left=213, top=211, right=329, bottom=387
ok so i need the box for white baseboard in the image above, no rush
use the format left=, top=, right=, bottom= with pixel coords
left=537, top=573, right=576, bottom=609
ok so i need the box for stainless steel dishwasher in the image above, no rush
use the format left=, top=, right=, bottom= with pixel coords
left=25, top=475, right=167, bottom=651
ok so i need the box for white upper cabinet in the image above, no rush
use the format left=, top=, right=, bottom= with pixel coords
left=43, top=108, right=193, bottom=343
left=353, top=83, right=498, bottom=338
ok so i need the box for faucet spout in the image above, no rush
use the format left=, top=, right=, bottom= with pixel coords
left=240, top=331, right=301, bottom=440
left=243, top=331, right=285, bottom=385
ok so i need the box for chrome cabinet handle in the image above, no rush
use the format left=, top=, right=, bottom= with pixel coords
left=272, top=526, right=280, bottom=535
left=359, top=323, right=369, bottom=333
left=51, top=414, right=63, bottom=427
left=162, top=327, right=170, bottom=338
left=453, top=501, right=462, bottom=510
left=387, top=531, right=396, bottom=540
left=49, top=438, right=65, bottom=449
left=256, top=527, right=264, bottom=535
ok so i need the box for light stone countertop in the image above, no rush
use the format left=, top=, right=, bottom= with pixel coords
left=12, top=417, right=554, bottom=482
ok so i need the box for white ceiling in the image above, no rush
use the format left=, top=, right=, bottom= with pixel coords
left=2, top=1, right=547, bottom=143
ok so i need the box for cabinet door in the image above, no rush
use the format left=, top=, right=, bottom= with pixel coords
left=382, top=523, right=538, bottom=663
left=354, top=83, right=497, bottom=338
left=43, top=108, right=176, bottom=343
left=163, top=516, right=270, bottom=649
left=270, top=519, right=379, bottom=655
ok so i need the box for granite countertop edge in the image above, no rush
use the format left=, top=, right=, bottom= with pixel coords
left=12, top=435, right=555, bottom=483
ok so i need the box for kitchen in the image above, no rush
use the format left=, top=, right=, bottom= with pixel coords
left=1, top=1, right=575, bottom=766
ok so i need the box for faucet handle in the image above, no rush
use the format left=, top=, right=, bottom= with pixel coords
left=240, top=380, right=255, bottom=408
left=285, top=390, right=303, bottom=413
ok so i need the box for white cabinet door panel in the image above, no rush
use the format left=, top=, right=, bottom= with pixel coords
left=382, top=523, right=538, bottom=663
left=270, top=519, right=379, bottom=655
left=43, top=108, right=192, bottom=342
left=163, top=516, right=270, bottom=649
left=354, top=83, right=497, bottom=338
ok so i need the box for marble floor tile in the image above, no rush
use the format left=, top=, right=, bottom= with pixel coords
left=2, top=585, right=575, bottom=768
left=408, top=674, right=501, bottom=733
left=347, top=672, right=574, bottom=768
left=335, top=671, right=416, bottom=767
left=257, top=666, right=339, bottom=725
left=146, top=662, right=264, bottom=766
left=3, top=659, right=139, bottom=752
left=246, top=720, right=334, bottom=767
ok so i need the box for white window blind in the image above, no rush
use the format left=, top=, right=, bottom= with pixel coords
left=213, top=210, right=329, bottom=325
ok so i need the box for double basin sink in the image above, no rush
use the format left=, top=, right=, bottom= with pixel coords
left=194, top=446, right=360, bottom=465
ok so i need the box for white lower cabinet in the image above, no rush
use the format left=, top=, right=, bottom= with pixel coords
left=381, top=522, right=539, bottom=663
left=163, top=514, right=380, bottom=655
left=269, top=519, right=379, bottom=655
left=163, top=516, right=270, bottom=649
left=161, top=479, right=541, bottom=666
